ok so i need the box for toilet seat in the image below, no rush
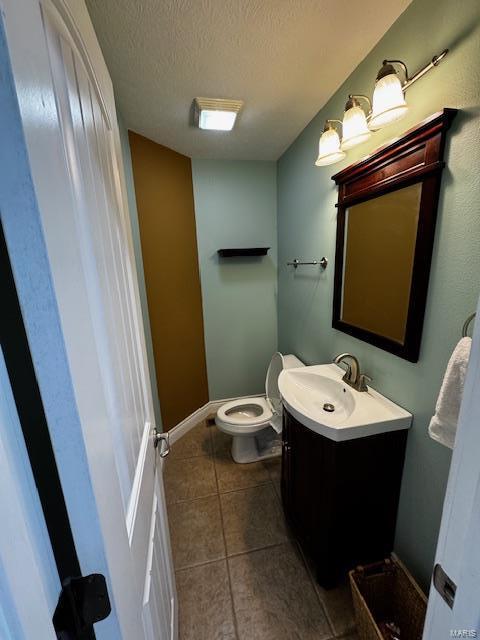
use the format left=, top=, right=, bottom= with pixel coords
left=216, top=397, right=273, bottom=434
left=215, top=352, right=286, bottom=435
left=214, top=353, right=304, bottom=463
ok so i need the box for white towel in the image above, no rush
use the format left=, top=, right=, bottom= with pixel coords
left=429, top=337, right=472, bottom=449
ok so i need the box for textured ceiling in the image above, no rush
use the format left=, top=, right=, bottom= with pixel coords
left=86, top=0, right=412, bottom=160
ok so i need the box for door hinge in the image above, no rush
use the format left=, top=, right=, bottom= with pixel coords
left=53, top=574, right=111, bottom=639
left=433, top=563, right=456, bottom=609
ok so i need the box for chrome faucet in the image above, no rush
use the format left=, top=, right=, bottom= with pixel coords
left=333, top=353, right=371, bottom=392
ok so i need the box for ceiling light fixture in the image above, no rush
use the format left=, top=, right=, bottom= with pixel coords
left=194, top=97, right=243, bottom=131
left=315, top=120, right=346, bottom=167
left=315, top=48, right=449, bottom=167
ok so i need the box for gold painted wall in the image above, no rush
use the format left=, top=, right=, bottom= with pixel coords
left=128, top=131, right=208, bottom=429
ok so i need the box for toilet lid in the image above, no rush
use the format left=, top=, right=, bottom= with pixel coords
left=265, top=352, right=284, bottom=416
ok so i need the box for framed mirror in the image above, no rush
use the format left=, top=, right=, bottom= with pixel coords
left=332, top=109, right=457, bottom=362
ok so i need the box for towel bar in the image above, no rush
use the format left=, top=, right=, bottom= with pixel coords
left=287, top=257, right=328, bottom=270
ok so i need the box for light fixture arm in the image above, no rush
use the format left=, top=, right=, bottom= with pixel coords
left=402, top=49, right=448, bottom=91
left=326, top=119, right=343, bottom=127
left=381, top=49, right=448, bottom=93
left=324, top=118, right=343, bottom=133
left=348, top=94, right=372, bottom=113
left=383, top=59, right=409, bottom=81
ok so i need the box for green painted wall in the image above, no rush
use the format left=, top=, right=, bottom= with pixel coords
left=192, top=160, right=278, bottom=400
left=118, top=115, right=162, bottom=427
left=277, top=0, right=480, bottom=588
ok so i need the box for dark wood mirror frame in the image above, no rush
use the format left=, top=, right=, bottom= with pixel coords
left=332, top=108, right=458, bottom=362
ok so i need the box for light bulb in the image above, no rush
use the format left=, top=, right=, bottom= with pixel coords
left=199, top=110, right=237, bottom=130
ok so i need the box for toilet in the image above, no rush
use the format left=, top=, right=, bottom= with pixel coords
left=215, top=353, right=304, bottom=463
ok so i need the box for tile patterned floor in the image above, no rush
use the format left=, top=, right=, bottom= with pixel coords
left=165, top=421, right=358, bottom=640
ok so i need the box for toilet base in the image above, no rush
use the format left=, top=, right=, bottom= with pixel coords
left=231, top=428, right=281, bottom=464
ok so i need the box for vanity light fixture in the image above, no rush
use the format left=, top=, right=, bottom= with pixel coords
left=193, top=97, right=243, bottom=131
left=369, top=50, right=449, bottom=129
left=315, top=120, right=346, bottom=167
left=341, top=95, right=372, bottom=150
left=314, top=48, right=449, bottom=167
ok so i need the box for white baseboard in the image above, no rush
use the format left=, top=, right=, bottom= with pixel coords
left=168, top=394, right=263, bottom=445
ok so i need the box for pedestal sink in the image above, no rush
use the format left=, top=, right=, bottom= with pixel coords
left=278, top=363, right=412, bottom=441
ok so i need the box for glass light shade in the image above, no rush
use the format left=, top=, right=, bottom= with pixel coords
left=315, top=127, right=346, bottom=166
left=341, top=105, right=372, bottom=150
left=199, top=109, right=237, bottom=130
left=369, top=73, right=408, bottom=129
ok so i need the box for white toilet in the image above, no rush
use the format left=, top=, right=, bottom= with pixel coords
left=215, top=353, right=304, bottom=463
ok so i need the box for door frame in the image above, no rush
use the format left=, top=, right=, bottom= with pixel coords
left=1, top=219, right=97, bottom=637
left=423, top=295, right=480, bottom=638
left=0, top=348, right=59, bottom=640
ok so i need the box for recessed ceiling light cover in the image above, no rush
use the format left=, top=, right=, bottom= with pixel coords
left=194, top=98, right=243, bottom=131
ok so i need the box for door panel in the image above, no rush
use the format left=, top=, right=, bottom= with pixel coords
left=143, top=478, right=177, bottom=640
left=52, top=26, right=137, bottom=499
left=2, top=0, right=176, bottom=637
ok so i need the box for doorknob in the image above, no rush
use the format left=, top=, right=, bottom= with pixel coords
left=153, top=429, right=170, bottom=458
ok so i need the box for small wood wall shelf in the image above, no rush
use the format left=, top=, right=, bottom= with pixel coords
left=332, top=109, right=457, bottom=362
left=217, top=247, right=269, bottom=257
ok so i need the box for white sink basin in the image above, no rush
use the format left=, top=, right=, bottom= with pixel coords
left=278, top=364, right=412, bottom=441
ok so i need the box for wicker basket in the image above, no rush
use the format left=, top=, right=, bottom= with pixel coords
left=349, top=555, right=427, bottom=640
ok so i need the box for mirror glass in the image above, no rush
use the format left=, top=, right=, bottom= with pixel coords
left=340, top=183, right=422, bottom=344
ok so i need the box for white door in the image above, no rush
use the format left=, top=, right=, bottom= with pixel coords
left=423, top=299, right=480, bottom=639
left=1, top=0, right=176, bottom=638
left=0, top=348, right=58, bottom=640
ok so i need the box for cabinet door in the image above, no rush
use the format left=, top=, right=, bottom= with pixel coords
left=282, top=412, right=328, bottom=551
left=281, top=412, right=292, bottom=515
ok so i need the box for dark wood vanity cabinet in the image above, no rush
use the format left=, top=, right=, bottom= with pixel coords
left=281, top=409, right=408, bottom=588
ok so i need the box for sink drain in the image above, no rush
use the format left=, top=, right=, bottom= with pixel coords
left=323, top=403, right=335, bottom=413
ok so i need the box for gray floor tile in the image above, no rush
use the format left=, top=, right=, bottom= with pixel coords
left=164, top=455, right=217, bottom=504
left=170, top=422, right=213, bottom=460
left=215, top=457, right=271, bottom=494
left=221, top=484, right=290, bottom=555
left=263, top=456, right=282, bottom=499
left=212, top=432, right=271, bottom=493
left=168, top=495, right=225, bottom=569
left=211, top=427, right=233, bottom=459
left=263, top=456, right=281, bottom=483
left=300, top=549, right=356, bottom=637
left=315, top=582, right=356, bottom=637
left=167, top=425, right=355, bottom=639
left=228, top=542, right=331, bottom=640
left=176, top=560, right=237, bottom=640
